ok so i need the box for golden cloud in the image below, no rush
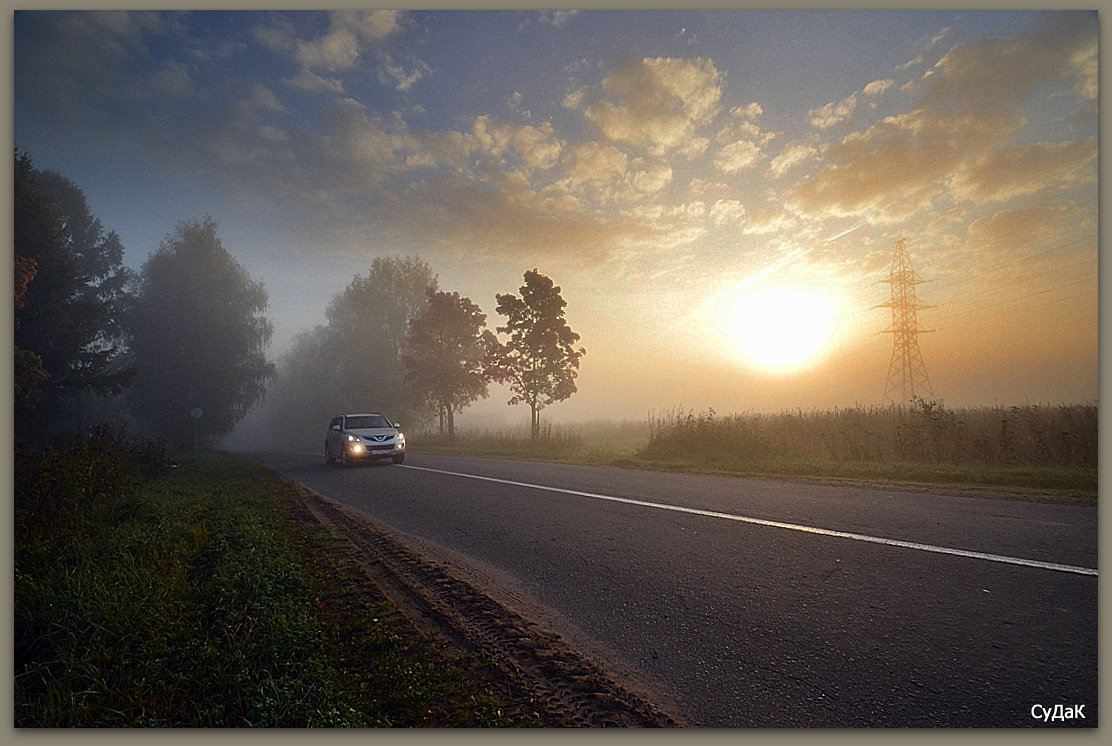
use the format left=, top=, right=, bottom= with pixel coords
left=375, top=176, right=656, bottom=263
left=786, top=14, right=1094, bottom=224
left=967, top=204, right=1078, bottom=254
left=954, top=138, right=1096, bottom=203
left=579, top=57, right=723, bottom=154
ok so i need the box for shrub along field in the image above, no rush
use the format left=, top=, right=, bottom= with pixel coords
left=418, top=401, right=1097, bottom=495
left=14, top=429, right=558, bottom=727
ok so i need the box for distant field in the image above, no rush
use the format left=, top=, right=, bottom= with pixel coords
left=414, top=402, right=1098, bottom=496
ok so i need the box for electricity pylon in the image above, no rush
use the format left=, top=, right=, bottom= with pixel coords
left=875, top=238, right=934, bottom=406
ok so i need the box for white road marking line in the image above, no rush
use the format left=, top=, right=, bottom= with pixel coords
left=399, top=464, right=1098, bottom=577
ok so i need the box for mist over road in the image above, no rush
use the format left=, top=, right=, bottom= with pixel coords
left=255, top=451, right=1097, bottom=727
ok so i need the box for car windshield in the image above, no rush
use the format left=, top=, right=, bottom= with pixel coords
left=345, top=415, right=391, bottom=429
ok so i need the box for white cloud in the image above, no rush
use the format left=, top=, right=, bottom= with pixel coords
left=538, top=10, right=577, bottom=27
left=297, top=10, right=403, bottom=72
left=377, top=52, right=429, bottom=91
left=863, top=79, right=894, bottom=99
left=710, top=199, right=745, bottom=226
left=632, top=162, right=673, bottom=194
left=768, top=143, right=817, bottom=178
left=512, top=123, right=563, bottom=170
left=565, top=141, right=629, bottom=186
left=714, top=140, right=761, bottom=173
left=577, top=57, right=723, bottom=155
left=808, top=93, right=857, bottom=129
left=284, top=68, right=344, bottom=94
left=741, top=207, right=797, bottom=236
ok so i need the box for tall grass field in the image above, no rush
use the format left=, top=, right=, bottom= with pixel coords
left=419, top=401, right=1097, bottom=495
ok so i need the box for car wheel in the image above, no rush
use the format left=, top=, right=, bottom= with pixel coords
left=392, top=454, right=405, bottom=464
left=325, top=443, right=334, bottom=464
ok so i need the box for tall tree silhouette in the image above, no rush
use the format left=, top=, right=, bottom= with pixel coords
left=494, top=269, right=585, bottom=439
left=127, top=218, right=274, bottom=448
left=13, top=152, right=132, bottom=440
left=404, top=289, right=498, bottom=439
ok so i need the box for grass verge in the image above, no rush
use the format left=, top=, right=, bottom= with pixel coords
left=413, top=422, right=1096, bottom=499
left=14, top=451, right=560, bottom=727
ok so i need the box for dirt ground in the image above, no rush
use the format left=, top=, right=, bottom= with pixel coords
left=290, top=483, right=688, bottom=727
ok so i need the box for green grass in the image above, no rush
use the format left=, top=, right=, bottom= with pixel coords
left=15, top=450, right=558, bottom=727
left=616, top=453, right=1097, bottom=495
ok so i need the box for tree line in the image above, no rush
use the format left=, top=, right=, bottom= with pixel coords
left=252, top=257, right=585, bottom=447
left=13, top=151, right=585, bottom=450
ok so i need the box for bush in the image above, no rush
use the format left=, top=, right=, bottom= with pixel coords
left=15, top=425, right=172, bottom=541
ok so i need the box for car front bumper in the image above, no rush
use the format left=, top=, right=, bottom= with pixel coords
left=346, top=441, right=405, bottom=459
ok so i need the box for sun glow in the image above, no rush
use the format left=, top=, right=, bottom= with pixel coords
left=718, top=285, right=841, bottom=373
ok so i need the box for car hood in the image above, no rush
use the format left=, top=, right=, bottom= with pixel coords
left=346, top=427, right=398, bottom=438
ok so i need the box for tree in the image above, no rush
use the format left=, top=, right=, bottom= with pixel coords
left=14, top=256, right=48, bottom=423
left=321, top=256, right=437, bottom=425
left=494, top=269, right=585, bottom=439
left=245, top=256, right=437, bottom=450
left=13, top=151, right=132, bottom=440
left=127, top=218, right=274, bottom=448
left=403, top=289, right=498, bottom=440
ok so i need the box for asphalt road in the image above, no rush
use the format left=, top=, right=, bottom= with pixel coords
left=255, top=450, right=1098, bottom=728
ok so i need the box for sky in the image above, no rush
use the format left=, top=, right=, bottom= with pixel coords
left=12, top=8, right=1099, bottom=425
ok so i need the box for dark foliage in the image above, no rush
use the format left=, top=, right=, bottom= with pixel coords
left=13, top=151, right=133, bottom=441
left=126, top=218, right=274, bottom=448
left=403, top=289, right=499, bottom=439
left=14, top=425, right=172, bottom=542
left=494, top=269, right=585, bottom=439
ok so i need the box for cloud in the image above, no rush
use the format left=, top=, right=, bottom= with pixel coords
left=714, top=140, right=761, bottom=173
left=954, top=138, right=1096, bottom=203
left=564, top=141, right=629, bottom=187
left=295, top=10, right=403, bottom=72
left=709, top=199, right=746, bottom=226
left=377, top=52, right=430, bottom=91
left=473, top=117, right=564, bottom=172
left=285, top=68, right=345, bottom=93
left=789, top=107, right=1019, bottom=221
left=742, top=207, right=797, bottom=236
left=768, top=143, right=816, bottom=178
left=920, top=12, right=1096, bottom=111
left=967, top=203, right=1078, bottom=255
left=575, top=57, right=723, bottom=155
left=712, top=101, right=772, bottom=174
left=373, top=176, right=655, bottom=263
left=255, top=10, right=417, bottom=94
left=808, top=93, right=857, bottom=130
left=632, top=162, right=673, bottom=194
left=83, top=9, right=177, bottom=41
left=147, top=60, right=194, bottom=99
left=538, top=10, right=578, bottom=28
left=787, top=13, right=1096, bottom=223
left=862, top=79, right=894, bottom=99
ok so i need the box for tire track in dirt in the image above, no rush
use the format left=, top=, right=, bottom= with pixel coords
left=291, top=483, right=686, bottom=727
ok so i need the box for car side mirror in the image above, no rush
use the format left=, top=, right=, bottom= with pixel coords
left=393, top=423, right=401, bottom=429
left=331, top=424, right=341, bottom=431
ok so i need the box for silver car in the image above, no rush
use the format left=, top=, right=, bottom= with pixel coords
left=325, top=413, right=406, bottom=466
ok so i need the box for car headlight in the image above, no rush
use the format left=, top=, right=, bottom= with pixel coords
left=396, top=432, right=405, bottom=447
